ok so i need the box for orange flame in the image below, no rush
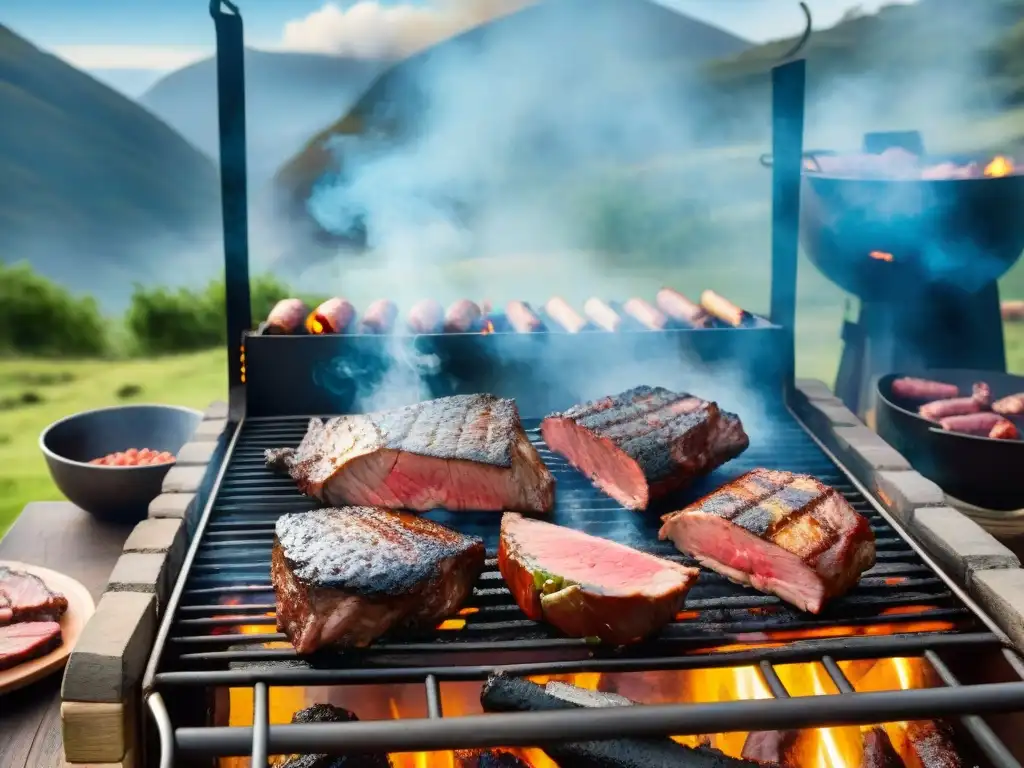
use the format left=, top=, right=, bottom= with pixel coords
left=869, top=250, right=895, bottom=263
left=984, top=155, right=1015, bottom=178
left=305, top=314, right=326, bottom=334
left=481, top=320, right=496, bottom=335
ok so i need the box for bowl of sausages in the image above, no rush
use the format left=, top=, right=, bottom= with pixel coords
left=876, top=369, right=1024, bottom=511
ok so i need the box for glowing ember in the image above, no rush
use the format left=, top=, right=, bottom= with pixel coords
left=305, top=315, right=325, bottom=334
left=984, top=155, right=1015, bottom=178
left=869, top=250, right=895, bottom=263
left=481, top=320, right=496, bottom=335
left=218, top=657, right=941, bottom=768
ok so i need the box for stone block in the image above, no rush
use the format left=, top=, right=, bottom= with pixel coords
left=175, top=440, right=217, bottom=466
left=909, top=506, right=1019, bottom=585
left=971, top=569, right=1024, bottom=650
left=161, top=465, right=207, bottom=495
left=874, top=470, right=945, bottom=523
left=148, top=492, right=195, bottom=520
left=106, top=552, right=170, bottom=610
left=123, top=518, right=186, bottom=585
left=192, top=418, right=227, bottom=441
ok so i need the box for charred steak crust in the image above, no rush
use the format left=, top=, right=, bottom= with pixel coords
left=272, top=507, right=485, bottom=652
left=540, top=385, right=749, bottom=510
left=274, top=704, right=393, bottom=768
left=658, top=469, right=877, bottom=614
left=0, top=565, right=69, bottom=624
left=266, top=395, right=555, bottom=513
left=498, top=512, right=699, bottom=645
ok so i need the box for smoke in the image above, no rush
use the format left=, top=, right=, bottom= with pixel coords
left=280, top=0, right=535, bottom=59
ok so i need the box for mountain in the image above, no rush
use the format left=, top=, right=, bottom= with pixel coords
left=0, top=25, right=221, bottom=309
left=140, top=50, right=389, bottom=185
left=271, top=0, right=751, bottom=246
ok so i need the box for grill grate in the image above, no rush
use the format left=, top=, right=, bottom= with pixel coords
left=145, top=408, right=1024, bottom=768
left=163, top=410, right=972, bottom=672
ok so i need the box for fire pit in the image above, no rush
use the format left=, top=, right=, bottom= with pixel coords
left=135, top=5, right=1024, bottom=768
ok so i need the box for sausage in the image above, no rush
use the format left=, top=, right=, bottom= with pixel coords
left=700, top=290, right=748, bottom=327
left=544, top=297, right=587, bottom=334
left=265, top=298, right=308, bottom=334
left=444, top=299, right=482, bottom=333
left=407, top=299, right=444, bottom=334
left=622, top=298, right=669, bottom=330
left=656, top=287, right=710, bottom=328
left=360, top=299, right=397, bottom=334
left=1002, top=300, right=1024, bottom=322
left=918, top=397, right=981, bottom=421
left=939, top=412, right=1005, bottom=436
left=305, top=297, right=354, bottom=334
left=994, top=393, right=1024, bottom=416
left=972, top=382, right=992, bottom=408
left=990, top=419, right=1021, bottom=440
left=505, top=301, right=543, bottom=333
left=583, top=298, right=621, bottom=332
left=891, top=377, right=959, bottom=401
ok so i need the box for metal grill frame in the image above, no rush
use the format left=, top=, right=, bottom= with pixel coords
left=140, top=5, right=1024, bottom=767
left=142, top=404, right=1024, bottom=768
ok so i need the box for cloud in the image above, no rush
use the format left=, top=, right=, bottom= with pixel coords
left=278, top=0, right=535, bottom=59
left=49, top=45, right=211, bottom=72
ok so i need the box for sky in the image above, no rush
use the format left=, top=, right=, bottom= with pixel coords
left=1, top=0, right=915, bottom=96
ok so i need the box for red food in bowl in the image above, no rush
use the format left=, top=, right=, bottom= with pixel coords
left=89, top=448, right=176, bottom=467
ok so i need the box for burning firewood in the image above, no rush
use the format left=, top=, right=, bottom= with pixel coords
left=506, top=301, right=543, bottom=333
left=623, top=297, right=669, bottom=330
left=265, top=299, right=309, bottom=335
left=454, top=751, right=531, bottom=768
left=741, top=730, right=799, bottom=765
left=741, top=725, right=901, bottom=767
left=700, top=290, right=749, bottom=328
left=583, top=298, right=621, bottom=332
left=272, top=703, right=393, bottom=768
left=656, top=288, right=711, bottom=328
left=360, top=299, right=398, bottom=335
left=894, top=721, right=962, bottom=768
left=545, top=297, right=587, bottom=334
left=480, top=673, right=763, bottom=767
left=306, top=298, right=355, bottom=335
left=445, top=299, right=483, bottom=333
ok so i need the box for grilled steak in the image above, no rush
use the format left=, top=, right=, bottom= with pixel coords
left=267, top=394, right=554, bottom=513
left=273, top=704, right=393, bottom=768
left=0, top=621, right=63, bottom=670
left=0, top=565, right=68, bottom=625
left=272, top=507, right=485, bottom=653
left=481, top=673, right=766, bottom=768
left=540, top=386, right=749, bottom=510
left=499, top=512, right=699, bottom=644
left=659, top=469, right=876, bottom=614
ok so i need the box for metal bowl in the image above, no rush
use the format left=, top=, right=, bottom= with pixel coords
left=800, top=165, right=1024, bottom=302
left=39, top=404, right=204, bottom=523
left=876, top=369, right=1024, bottom=511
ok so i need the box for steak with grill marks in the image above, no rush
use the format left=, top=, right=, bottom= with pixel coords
left=499, top=512, right=699, bottom=644
left=540, top=386, right=749, bottom=510
left=658, top=469, right=876, bottom=614
left=0, top=565, right=68, bottom=625
left=266, top=394, right=554, bottom=513
left=272, top=507, right=485, bottom=653
left=0, top=621, right=63, bottom=670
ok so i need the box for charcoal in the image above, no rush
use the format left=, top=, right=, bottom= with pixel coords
left=480, top=673, right=766, bottom=768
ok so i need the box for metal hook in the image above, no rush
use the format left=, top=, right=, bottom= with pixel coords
left=210, top=0, right=240, bottom=18
left=778, top=2, right=813, bottom=62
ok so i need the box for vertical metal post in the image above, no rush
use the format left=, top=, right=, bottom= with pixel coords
left=769, top=59, right=806, bottom=393
left=210, top=0, right=252, bottom=423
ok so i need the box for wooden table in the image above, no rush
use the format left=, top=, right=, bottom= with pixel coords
left=0, top=503, right=134, bottom=768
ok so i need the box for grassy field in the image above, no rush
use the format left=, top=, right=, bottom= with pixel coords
left=3, top=323, right=1024, bottom=535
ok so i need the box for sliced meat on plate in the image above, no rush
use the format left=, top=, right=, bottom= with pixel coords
left=0, top=621, right=63, bottom=670
left=540, top=385, right=749, bottom=510
left=0, top=565, right=69, bottom=625
left=498, top=512, right=699, bottom=644
left=272, top=507, right=485, bottom=653
left=658, top=469, right=876, bottom=614
left=266, top=394, right=554, bottom=513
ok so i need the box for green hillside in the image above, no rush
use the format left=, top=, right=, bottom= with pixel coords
left=0, top=25, right=221, bottom=307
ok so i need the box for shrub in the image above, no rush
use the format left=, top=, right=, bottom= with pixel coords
left=0, top=262, right=108, bottom=356
left=126, top=272, right=324, bottom=355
